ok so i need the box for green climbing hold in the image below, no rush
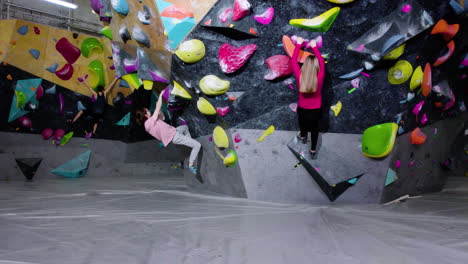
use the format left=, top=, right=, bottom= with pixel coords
left=100, top=26, right=113, bottom=40
left=116, top=112, right=131, bottom=126
left=81, top=38, right=103, bottom=58
left=213, top=126, right=229, bottom=149
left=60, top=131, right=74, bottom=146
left=388, top=60, right=413, bottom=85
left=224, top=149, right=238, bottom=167
left=362, top=123, right=398, bottom=158
left=289, top=7, right=340, bottom=32
left=121, top=73, right=142, bottom=89
left=88, top=60, right=106, bottom=90
left=197, top=97, right=216, bottom=115
left=51, top=150, right=92, bottom=178
left=15, top=90, right=27, bottom=108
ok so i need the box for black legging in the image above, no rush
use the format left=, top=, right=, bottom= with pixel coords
left=297, top=106, right=322, bottom=151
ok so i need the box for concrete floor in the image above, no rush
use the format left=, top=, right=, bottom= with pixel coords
left=1, top=173, right=468, bottom=264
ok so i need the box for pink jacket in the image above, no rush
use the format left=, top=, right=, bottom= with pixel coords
left=144, top=115, right=176, bottom=147
left=291, top=43, right=325, bottom=109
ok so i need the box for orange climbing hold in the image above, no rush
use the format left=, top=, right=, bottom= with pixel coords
left=430, top=19, right=459, bottom=42
left=421, top=63, right=432, bottom=97
left=434, top=41, right=455, bottom=67
left=161, top=5, right=194, bottom=19
left=410, top=127, right=427, bottom=145
left=6, top=74, right=13, bottom=80
left=249, top=27, right=258, bottom=35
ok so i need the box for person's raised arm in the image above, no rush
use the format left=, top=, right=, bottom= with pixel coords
left=291, top=37, right=304, bottom=86
left=103, top=76, right=119, bottom=96
left=151, top=90, right=164, bottom=120
left=310, top=41, right=325, bottom=92
left=82, top=79, right=97, bottom=98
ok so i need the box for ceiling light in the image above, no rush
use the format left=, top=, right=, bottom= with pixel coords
left=43, top=0, right=78, bottom=9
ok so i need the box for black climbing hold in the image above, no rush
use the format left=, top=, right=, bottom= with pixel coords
left=15, top=158, right=42, bottom=180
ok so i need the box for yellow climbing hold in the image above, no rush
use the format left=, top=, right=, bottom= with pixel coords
left=175, top=39, right=206, bottom=63
left=223, top=149, right=238, bottom=167
left=257, top=125, right=275, bottom=142
left=171, top=81, right=192, bottom=100
left=143, top=80, right=153, bottom=90
left=289, top=7, right=340, bottom=32
left=388, top=60, right=413, bottom=85
left=331, top=101, right=342, bottom=116
left=213, top=126, right=229, bottom=149
left=410, top=66, right=423, bottom=91
left=121, top=73, right=142, bottom=89
left=197, top=97, right=216, bottom=115
left=199, top=75, right=230, bottom=96
left=383, top=43, right=406, bottom=60
left=327, top=0, right=354, bottom=3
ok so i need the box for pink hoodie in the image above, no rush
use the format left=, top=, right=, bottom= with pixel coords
left=291, top=43, right=325, bottom=109
left=144, top=114, right=176, bottom=147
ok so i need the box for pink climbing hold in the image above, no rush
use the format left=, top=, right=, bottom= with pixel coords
left=219, top=8, right=232, bottom=23
left=232, top=0, right=251, bottom=21
left=55, top=38, right=81, bottom=64
left=264, top=55, right=293, bottom=80
left=55, top=64, right=74, bottom=80
left=289, top=103, right=298, bottom=112
left=58, top=93, right=64, bottom=113
left=216, top=106, right=230, bottom=117
left=401, top=4, right=412, bottom=13
left=85, top=132, right=93, bottom=139
left=54, top=129, right=65, bottom=141
left=218, top=43, right=257, bottom=74
left=395, top=160, right=401, bottom=169
left=351, top=78, right=360, bottom=89
left=254, top=7, right=274, bottom=25
left=41, top=128, right=54, bottom=140
left=355, top=44, right=365, bottom=52
left=18, top=116, right=32, bottom=129
left=408, top=160, right=415, bottom=167
left=421, top=113, right=428, bottom=125
left=443, top=89, right=455, bottom=111
left=36, top=85, right=44, bottom=100
left=412, top=101, right=424, bottom=116
left=234, top=133, right=242, bottom=143
left=34, top=26, right=40, bottom=35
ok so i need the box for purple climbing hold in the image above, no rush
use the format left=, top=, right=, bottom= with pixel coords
left=58, top=93, right=64, bottom=113
left=149, top=70, right=169, bottom=83
left=412, top=101, right=424, bottom=116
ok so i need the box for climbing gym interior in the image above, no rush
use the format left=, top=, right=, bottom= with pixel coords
left=0, top=0, right=467, bottom=263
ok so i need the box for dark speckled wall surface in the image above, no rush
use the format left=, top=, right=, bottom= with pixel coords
left=170, top=0, right=468, bottom=137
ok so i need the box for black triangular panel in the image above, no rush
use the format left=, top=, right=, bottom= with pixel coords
left=15, top=158, right=42, bottom=180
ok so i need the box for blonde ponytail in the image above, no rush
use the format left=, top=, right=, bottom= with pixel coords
left=299, top=56, right=319, bottom=93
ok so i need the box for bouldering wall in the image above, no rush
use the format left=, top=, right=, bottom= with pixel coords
left=0, top=19, right=131, bottom=100
left=168, top=0, right=467, bottom=138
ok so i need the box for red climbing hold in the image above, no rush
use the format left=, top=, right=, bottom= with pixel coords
left=216, top=106, right=230, bottom=117
left=218, top=43, right=257, bottom=74
left=421, top=63, right=432, bottom=97
left=55, top=38, right=81, bottom=64
left=264, top=55, right=293, bottom=80
left=410, top=127, right=427, bottom=145
left=232, top=0, right=251, bottom=21
left=36, top=85, right=44, bottom=100
left=55, top=64, right=74, bottom=80
left=34, top=26, right=40, bottom=35
left=204, top=19, right=212, bottom=26
left=434, top=41, right=455, bottom=67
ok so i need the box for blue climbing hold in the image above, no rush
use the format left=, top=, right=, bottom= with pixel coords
left=385, top=168, right=398, bottom=186
left=77, top=101, right=86, bottom=111
left=45, top=85, right=56, bottom=95
left=29, top=49, right=40, bottom=59
left=17, top=25, right=28, bottom=35
left=51, top=150, right=92, bottom=178
left=119, top=79, right=130, bottom=87
left=116, top=112, right=131, bottom=126
left=111, top=0, right=129, bottom=15
left=347, top=177, right=358, bottom=184
left=339, top=68, right=364, bottom=79
left=46, top=63, right=59, bottom=73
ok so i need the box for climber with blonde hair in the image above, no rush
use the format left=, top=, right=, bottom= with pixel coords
left=291, top=36, right=325, bottom=159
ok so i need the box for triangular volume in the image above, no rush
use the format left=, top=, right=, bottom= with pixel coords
left=116, top=112, right=131, bottom=126
left=136, top=47, right=169, bottom=83
left=15, top=158, right=42, bottom=180
left=51, top=150, right=92, bottom=178
left=385, top=168, right=398, bottom=186
left=156, top=0, right=197, bottom=49
left=8, top=79, right=43, bottom=122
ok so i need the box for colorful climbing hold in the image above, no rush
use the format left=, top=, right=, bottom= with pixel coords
left=388, top=60, right=413, bottom=85
left=362, top=123, right=398, bottom=158
left=36, top=85, right=44, bottom=100
left=28, top=49, right=40, bottom=59
left=282, top=35, right=313, bottom=63
left=41, top=128, right=54, bottom=140
left=216, top=106, right=230, bottom=117
left=116, top=112, right=131, bottom=126
left=53, top=129, right=65, bottom=141
left=15, top=90, right=27, bottom=108
left=339, top=68, right=364, bottom=79
left=232, top=0, right=251, bottom=21
left=385, top=168, right=398, bottom=186
left=434, top=40, right=455, bottom=67
left=18, top=116, right=32, bottom=128
left=100, top=26, right=113, bottom=40
left=119, top=26, right=131, bottom=43
left=412, top=100, right=424, bottom=116
left=351, top=78, right=360, bottom=89
left=223, top=149, right=238, bottom=167
left=51, top=150, right=92, bottom=178
left=430, top=19, right=459, bottom=42
left=213, top=126, right=229, bottom=149
left=175, top=39, right=206, bottom=63
left=60, top=132, right=74, bottom=146
left=257, top=125, right=275, bottom=142
left=55, top=38, right=81, bottom=64
left=421, top=113, right=428, bottom=125
left=234, top=133, right=242, bottom=143
left=410, top=66, right=423, bottom=91
left=197, top=97, right=217, bottom=115
left=81, top=38, right=103, bottom=58
left=121, top=73, right=142, bottom=89
left=6, top=74, right=13, bottom=80
left=382, top=44, right=406, bottom=60
left=254, top=7, right=274, bottom=24
left=395, top=160, right=401, bottom=169
left=289, top=7, right=340, bottom=32
left=132, top=26, right=150, bottom=48
left=401, top=4, right=412, bottom=13
left=161, top=5, right=194, bottom=19
left=110, top=0, right=129, bottom=15
left=410, top=127, right=427, bottom=145
left=46, top=63, right=59, bottom=73
left=264, top=55, right=293, bottom=80
left=421, top=63, right=432, bottom=97
left=17, top=25, right=28, bottom=35
left=218, top=43, right=257, bottom=74
left=327, top=0, right=354, bottom=3
left=33, top=26, right=40, bottom=35
left=199, top=75, right=230, bottom=95
left=55, top=64, right=74, bottom=80
left=330, top=101, right=342, bottom=117
left=171, top=81, right=192, bottom=100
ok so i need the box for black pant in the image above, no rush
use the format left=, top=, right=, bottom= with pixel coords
left=297, top=106, right=321, bottom=151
